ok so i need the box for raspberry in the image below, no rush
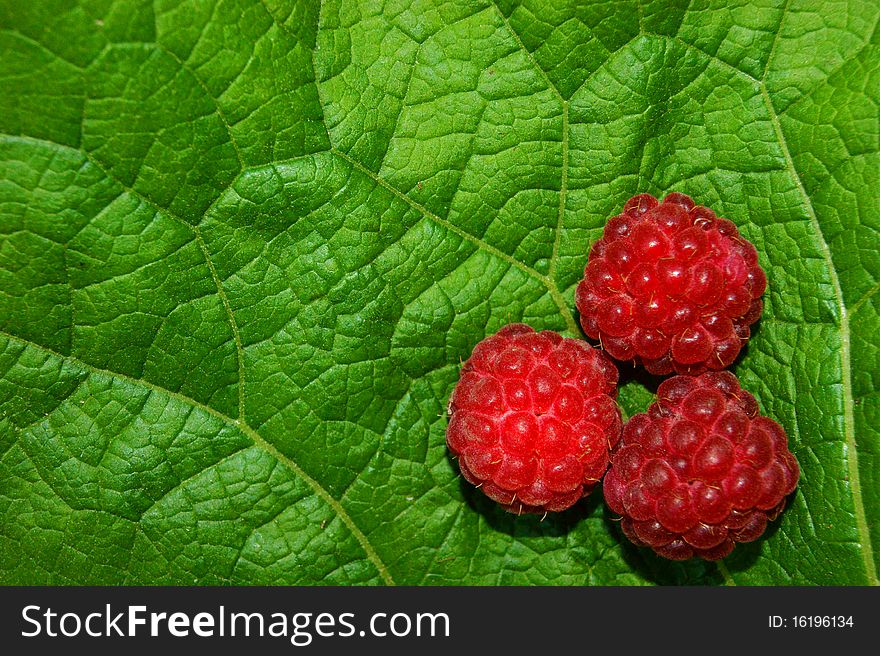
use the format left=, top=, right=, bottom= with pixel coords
left=603, top=371, right=799, bottom=560
left=575, top=192, right=766, bottom=375
left=446, top=323, right=622, bottom=514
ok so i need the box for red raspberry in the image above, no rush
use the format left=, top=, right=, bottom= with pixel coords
left=575, top=192, right=766, bottom=375
left=604, top=371, right=799, bottom=560
left=446, top=323, right=622, bottom=514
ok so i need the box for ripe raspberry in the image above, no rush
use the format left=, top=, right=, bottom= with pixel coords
left=604, top=371, right=799, bottom=560
left=575, top=192, right=766, bottom=375
left=446, top=323, right=622, bottom=514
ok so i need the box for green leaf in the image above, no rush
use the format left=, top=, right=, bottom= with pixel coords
left=0, top=0, right=876, bottom=585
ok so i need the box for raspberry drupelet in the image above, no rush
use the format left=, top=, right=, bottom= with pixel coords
left=446, top=323, right=622, bottom=514
left=575, top=192, right=766, bottom=375
left=603, top=371, right=799, bottom=560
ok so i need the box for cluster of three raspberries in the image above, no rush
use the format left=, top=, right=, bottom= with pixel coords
left=446, top=193, right=799, bottom=561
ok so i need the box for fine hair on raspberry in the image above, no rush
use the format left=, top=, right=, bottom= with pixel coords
left=603, top=371, right=799, bottom=560
left=446, top=323, right=622, bottom=514
left=575, top=192, right=766, bottom=375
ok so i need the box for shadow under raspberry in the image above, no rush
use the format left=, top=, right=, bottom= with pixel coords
left=601, top=482, right=797, bottom=585
left=449, top=445, right=603, bottom=539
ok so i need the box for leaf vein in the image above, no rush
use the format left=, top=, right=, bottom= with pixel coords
left=331, top=147, right=580, bottom=335
left=0, top=329, right=395, bottom=586
left=760, top=84, right=877, bottom=585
